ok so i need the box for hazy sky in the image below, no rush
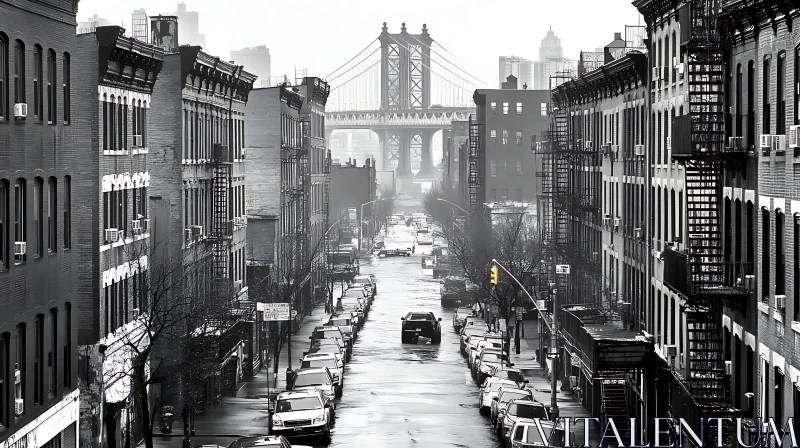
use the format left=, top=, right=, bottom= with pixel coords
left=77, top=0, right=644, bottom=87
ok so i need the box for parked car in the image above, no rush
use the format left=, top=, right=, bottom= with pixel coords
left=496, top=400, right=550, bottom=442
left=351, top=275, right=376, bottom=299
left=327, top=315, right=357, bottom=342
left=460, top=326, right=492, bottom=355
left=300, top=353, right=344, bottom=397
left=472, top=347, right=506, bottom=380
left=490, top=367, right=528, bottom=389
left=309, top=338, right=347, bottom=363
left=452, top=307, right=473, bottom=333
left=468, top=339, right=505, bottom=369
left=400, top=311, right=442, bottom=344
left=268, top=389, right=335, bottom=440
left=304, top=345, right=345, bottom=363
left=475, top=350, right=513, bottom=385
left=478, top=377, right=519, bottom=415
left=490, top=386, right=535, bottom=426
left=311, top=326, right=351, bottom=359
left=507, top=419, right=574, bottom=448
left=229, top=435, right=314, bottom=448
left=287, top=367, right=337, bottom=402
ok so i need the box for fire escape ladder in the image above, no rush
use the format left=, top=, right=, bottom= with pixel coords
left=468, top=115, right=482, bottom=212
left=212, top=161, right=231, bottom=282
left=601, top=377, right=630, bottom=447
left=686, top=308, right=726, bottom=403
left=685, top=164, right=724, bottom=291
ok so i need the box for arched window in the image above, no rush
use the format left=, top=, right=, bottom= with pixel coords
left=33, top=45, right=42, bottom=119
left=762, top=206, right=771, bottom=301
left=776, top=209, right=785, bottom=296
left=47, top=49, right=55, bottom=124
left=777, top=51, right=786, bottom=134
left=102, top=94, right=108, bottom=151
left=33, top=177, right=43, bottom=257
left=14, top=178, right=27, bottom=263
left=62, top=52, right=70, bottom=123
left=736, top=64, right=743, bottom=137
left=0, top=33, right=8, bottom=120
left=13, top=40, right=24, bottom=105
left=47, top=177, right=57, bottom=252
left=119, top=96, right=125, bottom=150
left=763, top=57, right=771, bottom=134
left=0, top=179, right=8, bottom=269
left=109, top=95, right=116, bottom=151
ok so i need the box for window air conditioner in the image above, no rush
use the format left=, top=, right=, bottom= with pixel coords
left=772, top=135, right=786, bottom=155
left=14, top=103, right=27, bottom=119
left=234, top=280, right=243, bottom=290
left=131, top=220, right=141, bottom=230
left=602, top=217, right=611, bottom=227
left=104, top=229, right=119, bottom=243
left=14, top=241, right=26, bottom=257
left=775, top=294, right=786, bottom=311
left=133, top=135, right=143, bottom=148
left=760, top=134, right=772, bottom=149
left=634, top=145, right=645, bottom=156
left=191, top=225, right=203, bottom=237
left=677, top=63, right=685, bottom=76
left=184, top=228, right=192, bottom=242
left=15, top=398, right=23, bottom=417
left=585, top=141, right=593, bottom=150
left=654, top=250, right=663, bottom=260
left=613, top=217, right=621, bottom=228
left=241, top=216, right=248, bottom=226
left=789, top=125, right=800, bottom=149
left=233, top=217, right=241, bottom=226
left=143, top=219, right=150, bottom=231
left=634, top=228, right=642, bottom=239
left=725, top=360, right=733, bottom=376
left=664, top=344, right=677, bottom=358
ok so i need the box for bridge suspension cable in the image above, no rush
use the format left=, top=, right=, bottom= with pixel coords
left=327, top=46, right=381, bottom=83
left=330, top=60, right=380, bottom=92
left=432, top=39, right=484, bottom=81
left=386, top=34, right=479, bottom=90
left=405, top=34, right=487, bottom=87
left=324, top=38, right=379, bottom=80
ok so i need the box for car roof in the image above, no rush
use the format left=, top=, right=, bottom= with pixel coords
left=302, top=353, right=337, bottom=360
left=498, top=386, right=530, bottom=395
left=315, top=326, right=342, bottom=331
left=486, top=377, right=518, bottom=386
left=277, top=390, right=320, bottom=399
left=493, top=366, right=523, bottom=373
left=296, top=367, right=330, bottom=375
left=228, top=436, right=287, bottom=448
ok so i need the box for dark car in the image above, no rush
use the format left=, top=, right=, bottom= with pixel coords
left=401, top=312, right=442, bottom=344
left=311, top=326, right=351, bottom=357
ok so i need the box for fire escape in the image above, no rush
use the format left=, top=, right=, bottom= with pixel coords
left=281, top=111, right=309, bottom=312
left=211, top=144, right=232, bottom=295
left=664, top=0, right=749, bottom=441
left=467, top=114, right=482, bottom=214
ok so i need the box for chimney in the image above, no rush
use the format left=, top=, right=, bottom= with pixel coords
left=366, top=158, right=371, bottom=168
left=150, top=15, right=179, bottom=53
left=614, top=32, right=622, bottom=41
left=353, top=158, right=357, bottom=167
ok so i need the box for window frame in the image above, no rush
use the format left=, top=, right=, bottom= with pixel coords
left=63, top=176, right=71, bottom=249
left=777, top=51, right=786, bottom=135
left=0, top=180, right=7, bottom=269
left=33, top=45, right=41, bottom=120
left=62, top=53, right=69, bottom=124
left=13, top=40, right=24, bottom=105
left=14, top=178, right=26, bottom=264
left=48, top=177, right=57, bottom=253
left=47, top=49, right=56, bottom=125
left=0, top=33, right=8, bottom=121
left=516, top=102, right=522, bottom=114
left=33, top=178, right=43, bottom=258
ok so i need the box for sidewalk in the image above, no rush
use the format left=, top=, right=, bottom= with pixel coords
left=148, top=305, right=333, bottom=447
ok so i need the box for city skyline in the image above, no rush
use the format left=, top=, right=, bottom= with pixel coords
left=77, top=0, right=643, bottom=87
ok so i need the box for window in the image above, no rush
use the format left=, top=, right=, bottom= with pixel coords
left=502, top=130, right=508, bottom=145
left=14, top=179, right=26, bottom=263
left=748, top=61, right=755, bottom=148
left=48, top=309, right=56, bottom=397
left=0, top=33, right=7, bottom=120
left=34, top=314, right=43, bottom=404
left=776, top=211, right=785, bottom=295
left=490, top=160, right=497, bottom=177
left=48, top=177, right=56, bottom=252
left=516, top=160, right=522, bottom=176
left=62, top=53, right=69, bottom=123
left=795, top=216, right=800, bottom=321
left=776, top=369, right=784, bottom=425
left=501, top=189, right=508, bottom=200
left=490, top=129, right=496, bottom=143
left=763, top=58, right=771, bottom=134
left=491, top=102, right=496, bottom=114
left=102, top=95, right=108, bottom=151
left=63, top=176, right=70, bottom=249
left=664, top=34, right=670, bottom=84
left=119, top=97, right=125, bottom=149
left=736, top=64, right=742, bottom=137
left=516, top=102, right=522, bottom=114
left=0, top=332, right=7, bottom=427
left=796, top=48, right=800, bottom=125
left=502, top=102, right=509, bottom=114
left=777, top=51, right=786, bottom=134
left=13, top=40, right=24, bottom=104
left=63, top=303, right=70, bottom=387
left=0, top=180, right=7, bottom=269
left=762, top=208, right=770, bottom=301
left=541, top=103, right=547, bottom=116
left=33, top=178, right=43, bottom=257
left=47, top=50, right=56, bottom=124
left=15, top=323, right=25, bottom=410
left=33, top=45, right=41, bottom=119
left=516, top=131, right=522, bottom=146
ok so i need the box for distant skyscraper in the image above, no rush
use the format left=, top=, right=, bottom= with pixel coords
left=174, top=2, right=208, bottom=51
left=77, top=14, right=111, bottom=34
left=498, top=56, right=533, bottom=89
left=231, top=46, right=271, bottom=87
left=533, top=28, right=576, bottom=90
left=132, top=9, right=148, bottom=42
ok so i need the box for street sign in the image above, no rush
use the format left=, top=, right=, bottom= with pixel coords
left=259, top=303, right=290, bottom=321
left=556, top=264, right=571, bottom=274
left=291, top=310, right=298, bottom=319
left=515, top=307, right=525, bottom=320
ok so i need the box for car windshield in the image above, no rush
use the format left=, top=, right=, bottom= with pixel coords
left=481, top=354, right=502, bottom=363
left=489, top=381, right=512, bottom=392
left=354, top=276, right=370, bottom=283
left=523, top=426, right=565, bottom=445
left=294, top=372, right=331, bottom=387
left=408, top=313, right=433, bottom=320
left=514, top=404, right=548, bottom=419
left=495, top=370, right=525, bottom=383
left=499, top=390, right=529, bottom=403
left=275, top=397, right=322, bottom=412
left=330, top=319, right=349, bottom=325
left=314, top=329, right=342, bottom=338
left=301, top=359, right=337, bottom=370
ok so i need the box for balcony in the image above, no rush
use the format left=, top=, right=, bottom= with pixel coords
left=668, top=370, right=740, bottom=446
left=663, top=249, right=751, bottom=304
left=663, top=249, right=690, bottom=297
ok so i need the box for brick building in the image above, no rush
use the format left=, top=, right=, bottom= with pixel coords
left=329, top=159, right=378, bottom=228
left=293, top=77, right=331, bottom=304
left=147, top=20, right=256, bottom=406
left=0, top=0, right=81, bottom=446
left=74, top=25, right=163, bottom=448
left=244, top=85, right=313, bottom=316
left=470, top=80, right=550, bottom=206
left=443, top=119, right=467, bottom=199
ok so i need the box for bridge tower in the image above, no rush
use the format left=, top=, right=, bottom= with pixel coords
left=379, top=22, right=436, bottom=178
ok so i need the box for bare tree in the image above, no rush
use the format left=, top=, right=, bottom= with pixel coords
left=102, top=241, right=238, bottom=448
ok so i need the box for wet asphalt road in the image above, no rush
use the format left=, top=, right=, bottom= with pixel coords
left=319, top=211, right=499, bottom=447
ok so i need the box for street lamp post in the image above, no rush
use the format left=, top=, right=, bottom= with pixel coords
left=323, top=219, right=341, bottom=313
left=359, top=199, right=385, bottom=251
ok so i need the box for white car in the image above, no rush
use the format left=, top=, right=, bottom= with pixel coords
left=478, top=377, right=519, bottom=415
left=469, top=340, right=504, bottom=368
left=300, top=353, right=345, bottom=396
left=290, top=367, right=337, bottom=402
left=269, top=390, right=334, bottom=440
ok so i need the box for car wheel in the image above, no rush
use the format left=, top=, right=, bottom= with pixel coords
left=335, top=386, right=342, bottom=398
left=495, top=423, right=503, bottom=439
left=431, top=336, right=441, bottom=345
left=401, top=334, right=409, bottom=343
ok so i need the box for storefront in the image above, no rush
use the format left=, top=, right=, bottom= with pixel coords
left=2, top=389, right=79, bottom=448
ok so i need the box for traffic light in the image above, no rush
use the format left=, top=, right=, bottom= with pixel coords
left=490, top=265, right=499, bottom=285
